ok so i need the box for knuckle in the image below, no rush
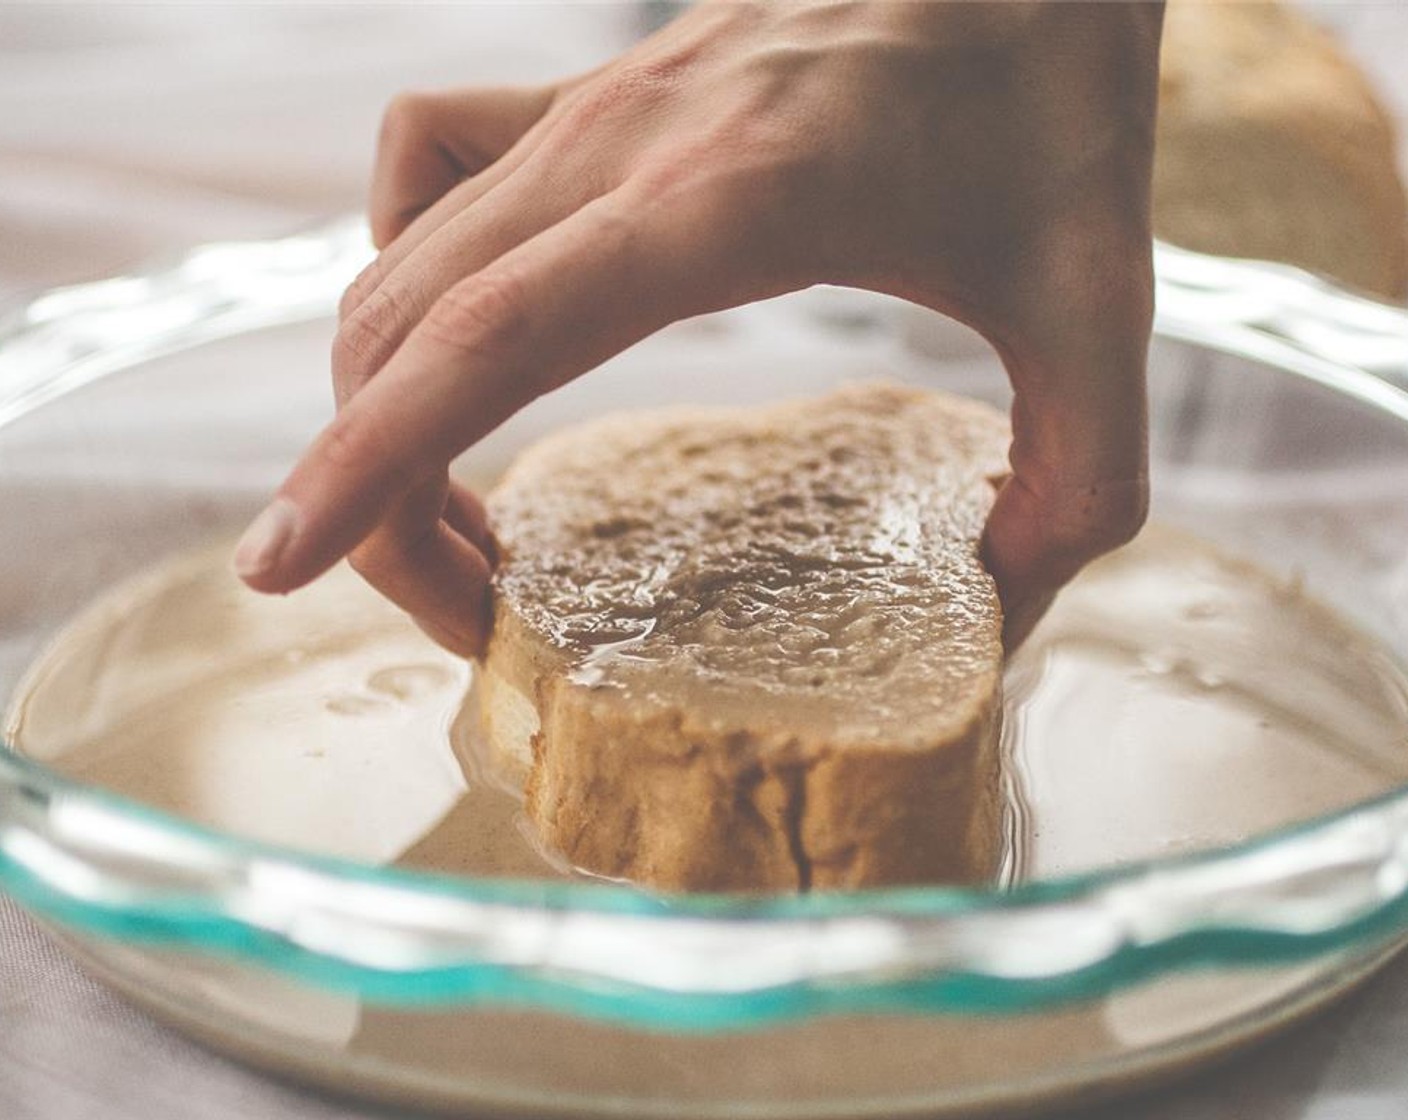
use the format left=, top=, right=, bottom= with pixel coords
left=317, top=411, right=382, bottom=475
left=331, top=285, right=414, bottom=393
left=338, top=259, right=383, bottom=323
left=420, top=271, right=531, bottom=357
left=1049, top=478, right=1149, bottom=561
left=609, top=59, right=681, bottom=101
left=555, top=62, right=672, bottom=133
left=314, top=410, right=412, bottom=495
left=553, top=84, right=614, bottom=135
left=554, top=92, right=614, bottom=137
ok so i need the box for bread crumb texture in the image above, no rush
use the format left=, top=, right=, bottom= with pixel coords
left=482, top=383, right=1010, bottom=892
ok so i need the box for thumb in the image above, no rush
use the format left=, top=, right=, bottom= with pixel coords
left=981, top=268, right=1152, bottom=649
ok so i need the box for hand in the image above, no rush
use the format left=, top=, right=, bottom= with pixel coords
left=234, top=1, right=1163, bottom=653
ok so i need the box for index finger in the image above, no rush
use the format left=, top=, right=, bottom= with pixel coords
left=236, top=187, right=749, bottom=595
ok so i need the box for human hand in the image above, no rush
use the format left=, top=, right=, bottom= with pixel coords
left=234, top=1, right=1163, bottom=653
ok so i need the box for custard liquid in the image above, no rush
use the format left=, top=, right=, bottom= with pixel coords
left=6, top=526, right=1408, bottom=884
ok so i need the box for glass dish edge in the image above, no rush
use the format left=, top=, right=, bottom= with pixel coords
left=0, top=222, right=1406, bottom=1027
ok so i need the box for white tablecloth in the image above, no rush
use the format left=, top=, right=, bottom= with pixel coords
left=3, top=4, right=1408, bottom=1119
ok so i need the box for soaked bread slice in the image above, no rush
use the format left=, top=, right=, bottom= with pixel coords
left=476, top=384, right=1010, bottom=892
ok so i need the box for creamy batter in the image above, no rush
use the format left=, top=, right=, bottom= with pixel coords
left=6, top=525, right=1408, bottom=883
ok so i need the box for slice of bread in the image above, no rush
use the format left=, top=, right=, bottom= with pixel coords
left=475, top=384, right=1010, bottom=892
left=1155, top=0, right=1408, bottom=301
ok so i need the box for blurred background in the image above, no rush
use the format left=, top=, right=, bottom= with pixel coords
left=1, top=1, right=1406, bottom=304
left=0, top=3, right=643, bottom=298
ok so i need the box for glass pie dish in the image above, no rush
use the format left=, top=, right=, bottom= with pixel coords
left=1, top=222, right=1407, bottom=1118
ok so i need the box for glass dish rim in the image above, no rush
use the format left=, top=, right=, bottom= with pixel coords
left=1, top=220, right=1407, bottom=1029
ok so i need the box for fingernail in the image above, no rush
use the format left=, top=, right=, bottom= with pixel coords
left=234, top=497, right=300, bottom=580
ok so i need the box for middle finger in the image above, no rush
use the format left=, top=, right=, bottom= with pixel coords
left=333, top=150, right=613, bottom=407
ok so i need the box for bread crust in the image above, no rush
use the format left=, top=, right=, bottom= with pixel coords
left=477, top=384, right=1009, bottom=892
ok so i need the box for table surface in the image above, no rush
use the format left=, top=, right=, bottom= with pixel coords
left=3, top=4, right=1408, bottom=1119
